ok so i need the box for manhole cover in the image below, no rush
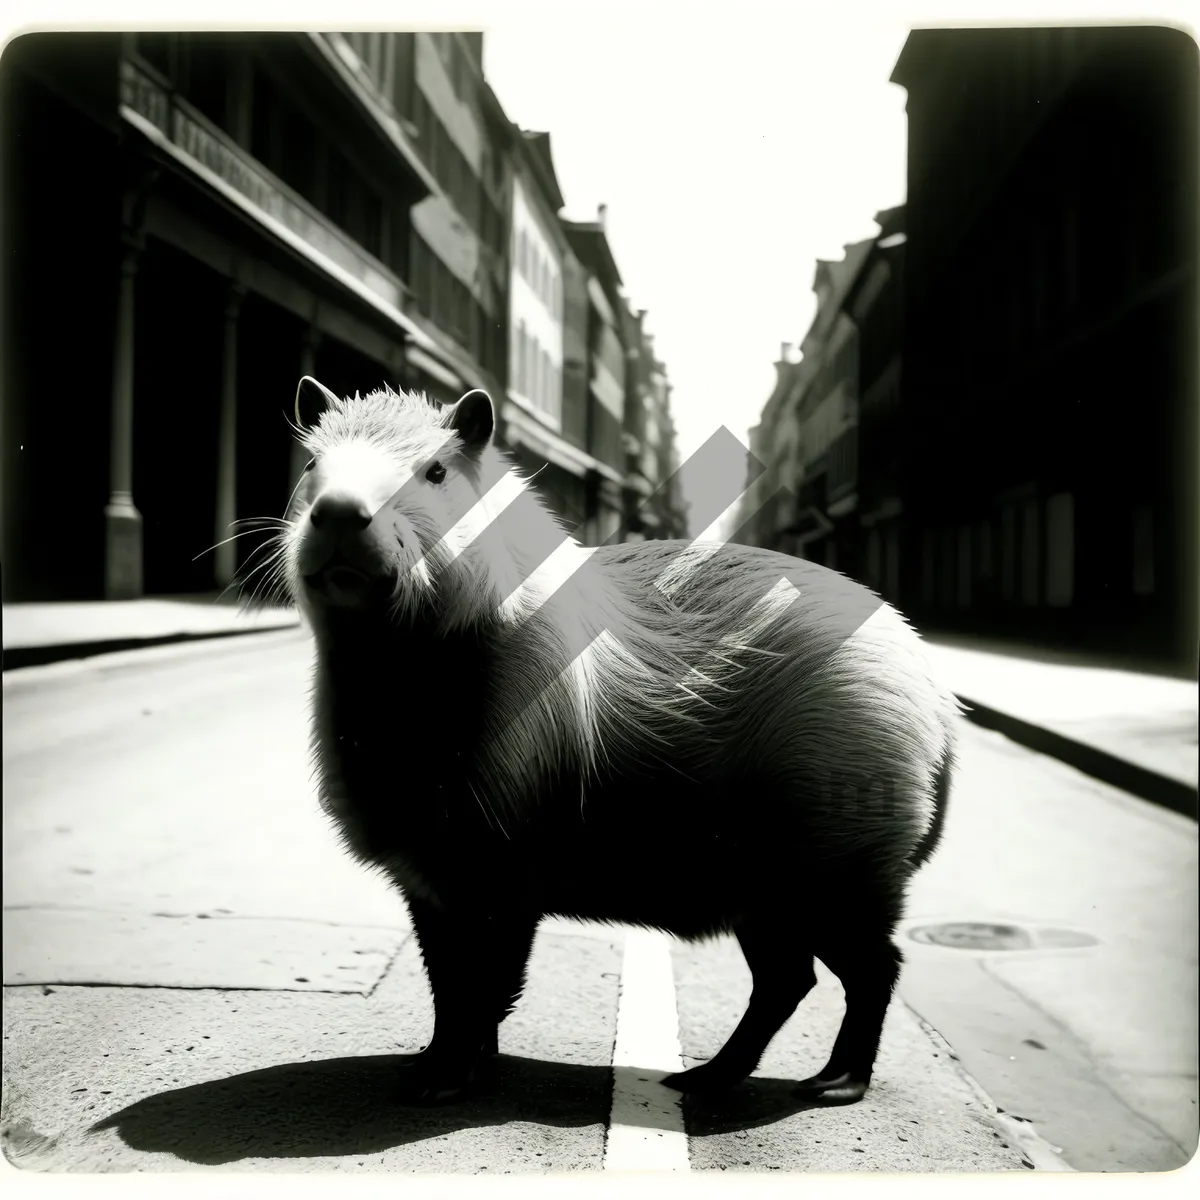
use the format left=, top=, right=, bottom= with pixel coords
left=906, top=922, right=1099, bottom=951
left=908, top=922, right=1034, bottom=951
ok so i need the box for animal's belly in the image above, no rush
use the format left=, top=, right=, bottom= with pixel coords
left=518, top=813, right=761, bottom=938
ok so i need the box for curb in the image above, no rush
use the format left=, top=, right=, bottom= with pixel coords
left=904, top=1004, right=1074, bottom=1172
left=959, top=695, right=1198, bottom=821
left=1, top=622, right=304, bottom=672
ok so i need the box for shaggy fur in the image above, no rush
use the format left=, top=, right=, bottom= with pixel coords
left=273, top=380, right=963, bottom=1107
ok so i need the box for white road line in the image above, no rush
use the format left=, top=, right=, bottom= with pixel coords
left=603, top=928, right=691, bottom=1172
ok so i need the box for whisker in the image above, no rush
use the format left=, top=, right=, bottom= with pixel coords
left=227, top=543, right=285, bottom=607
left=192, top=528, right=277, bottom=562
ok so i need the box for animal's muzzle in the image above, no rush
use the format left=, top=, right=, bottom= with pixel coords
left=297, top=488, right=399, bottom=604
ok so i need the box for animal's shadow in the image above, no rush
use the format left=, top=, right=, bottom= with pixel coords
left=90, top=1053, right=823, bottom=1165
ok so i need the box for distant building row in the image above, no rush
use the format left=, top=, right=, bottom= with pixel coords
left=0, top=31, right=688, bottom=603
left=738, top=26, right=1197, bottom=672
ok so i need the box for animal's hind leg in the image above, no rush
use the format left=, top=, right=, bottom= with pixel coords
left=663, top=917, right=816, bottom=1095
left=481, top=917, right=539, bottom=1058
left=796, top=899, right=905, bottom=1105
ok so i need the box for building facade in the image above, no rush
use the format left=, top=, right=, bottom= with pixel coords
left=742, top=240, right=873, bottom=563
left=628, top=316, right=689, bottom=539
left=892, top=26, right=1198, bottom=670
left=792, top=241, right=873, bottom=573
left=0, top=31, right=687, bottom=605
left=562, top=210, right=629, bottom=543
left=743, top=27, right=1197, bottom=673
left=495, top=129, right=596, bottom=531
left=845, top=205, right=906, bottom=604
left=2, top=31, right=488, bottom=603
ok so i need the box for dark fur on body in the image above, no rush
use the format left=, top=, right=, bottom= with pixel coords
left=283, top=379, right=960, bottom=1105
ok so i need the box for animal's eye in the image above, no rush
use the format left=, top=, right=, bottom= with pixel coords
left=425, top=462, right=446, bottom=484
left=303, top=459, right=315, bottom=473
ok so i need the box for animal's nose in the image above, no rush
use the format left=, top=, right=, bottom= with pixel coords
left=309, top=490, right=374, bottom=532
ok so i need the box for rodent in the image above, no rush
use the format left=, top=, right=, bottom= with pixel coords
left=278, top=375, right=962, bottom=1107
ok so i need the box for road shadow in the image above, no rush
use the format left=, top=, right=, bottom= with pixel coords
left=88, top=1054, right=822, bottom=1165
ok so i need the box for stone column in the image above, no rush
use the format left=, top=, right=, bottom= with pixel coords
left=214, top=283, right=245, bottom=588
left=104, top=235, right=144, bottom=599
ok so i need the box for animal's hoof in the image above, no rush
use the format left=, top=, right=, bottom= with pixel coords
left=661, top=1061, right=745, bottom=1095
left=792, top=1071, right=868, bottom=1105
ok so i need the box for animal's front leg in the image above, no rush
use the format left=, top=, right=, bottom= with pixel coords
left=398, top=895, right=535, bottom=1104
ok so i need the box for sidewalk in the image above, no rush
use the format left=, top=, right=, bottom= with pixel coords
left=3, top=595, right=1195, bottom=819
left=924, top=637, right=1198, bottom=818
left=2, top=595, right=303, bottom=671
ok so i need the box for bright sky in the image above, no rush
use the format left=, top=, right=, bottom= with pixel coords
left=483, top=6, right=912, bottom=533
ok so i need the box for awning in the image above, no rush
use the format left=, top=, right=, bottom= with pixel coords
left=500, top=400, right=623, bottom=483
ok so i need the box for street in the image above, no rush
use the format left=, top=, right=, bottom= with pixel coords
left=2, top=631, right=1196, bottom=1174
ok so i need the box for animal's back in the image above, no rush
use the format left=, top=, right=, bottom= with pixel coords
left=479, top=537, right=960, bottom=931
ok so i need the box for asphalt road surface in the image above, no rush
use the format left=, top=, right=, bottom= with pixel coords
left=3, top=631, right=1195, bottom=1174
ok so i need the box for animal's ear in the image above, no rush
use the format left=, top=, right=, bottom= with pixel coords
left=295, top=376, right=339, bottom=430
left=445, top=389, right=495, bottom=455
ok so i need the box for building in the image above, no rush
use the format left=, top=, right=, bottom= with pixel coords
left=741, top=239, right=874, bottom=562
left=618, top=303, right=657, bottom=542
left=734, top=344, right=810, bottom=552
left=845, top=205, right=906, bottom=603
left=0, top=31, right=498, bottom=604
left=650, top=397, right=690, bottom=538
left=791, top=240, right=874, bottom=573
left=891, top=26, right=1198, bottom=670
left=562, top=208, right=628, bottom=543
left=495, top=127, right=596, bottom=531
left=637, top=325, right=689, bottom=539
left=401, top=32, right=510, bottom=405
left=0, top=30, right=687, bottom=603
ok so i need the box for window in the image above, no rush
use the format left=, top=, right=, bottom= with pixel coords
left=412, top=87, right=429, bottom=140
left=1133, top=505, right=1155, bottom=595
left=866, top=528, right=882, bottom=589
left=1062, top=187, right=1080, bottom=312
left=411, top=234, right=432, bottom=316
left=1045, top=492, right=1074, bottom=607
left=977, top=520, right=994, bottom=580
left=938, top=528, right=955, bottom=608
left=1021, top=498, right=1040, bottom=607
left=884, top=526, right=900, bottom=602
left=1001, top=505, right=1017, bottom=602
left=366, top=33, right=384, bottom=85
left=956, top=525, right=972, bottom=609
left=517, top=321, right=527, bottom=395
left=921, top=530, right=935, bottom=604
left=134, top=32, right=176, bottom=80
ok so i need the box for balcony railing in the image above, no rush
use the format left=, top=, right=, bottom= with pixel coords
left=119, top=55, right=412, bottom=321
